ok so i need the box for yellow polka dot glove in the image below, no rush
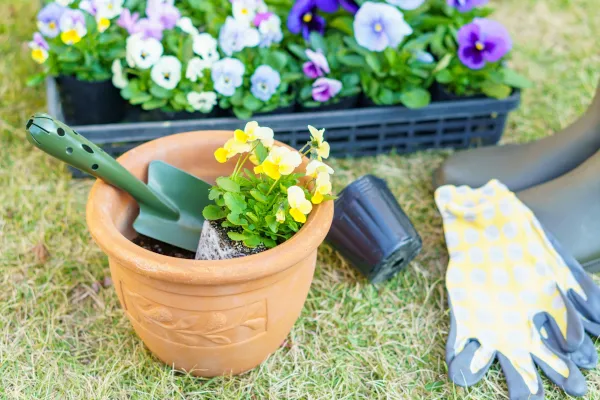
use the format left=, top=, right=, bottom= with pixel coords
left=435, top=180, right=600, bottom=400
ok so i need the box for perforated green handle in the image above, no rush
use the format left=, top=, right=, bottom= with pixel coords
left=26, top=113, right=179, bottom=219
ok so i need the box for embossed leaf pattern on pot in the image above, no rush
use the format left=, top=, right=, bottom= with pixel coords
left=122, top=284, right=268, bottom=347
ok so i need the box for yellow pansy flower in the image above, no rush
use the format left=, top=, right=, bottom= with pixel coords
left=97, top=17, right=110, bottom=33
left=61, top=29, right=82, bottom=45
left=305, top=159, right=334, bottom=178
left=214, top=138, right=252, bottom=163
left=31, top=48, right=48, bottom=64
left=311, top=172, right=332, bottom=204
left=234, top=121, right=274, bottom=148
left=287, top=186, right=312, bottom=223
left=255, top=146, right=302, bottom=180
left=276, top=208, right=286, bottom=223
left=308, top=125, right=330, bottom=160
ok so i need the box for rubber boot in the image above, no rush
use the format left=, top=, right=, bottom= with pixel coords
left=433, top=81, right=600, bottom=192
left=517, top=149, right=600, bottom=272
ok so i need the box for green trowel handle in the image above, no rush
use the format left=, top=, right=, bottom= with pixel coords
left=26, top=113, right=179, bottom=220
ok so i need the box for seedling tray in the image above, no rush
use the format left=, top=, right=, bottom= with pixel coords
left=46, top=77, right=520, bottom=178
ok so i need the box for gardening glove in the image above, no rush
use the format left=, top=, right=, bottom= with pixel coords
left=435, top=179, right=600, bottom=400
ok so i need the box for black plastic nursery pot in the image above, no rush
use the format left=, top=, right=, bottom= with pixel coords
left=46, top=77, right=521, bottom=178
left=326, top=175, right=423, bottom=283
left=56, top=75, right=127, bottom=125
left=130, top=106, right=222, bottom=122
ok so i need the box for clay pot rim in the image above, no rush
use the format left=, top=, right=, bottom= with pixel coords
left=86, top=130, right=334, bottom=286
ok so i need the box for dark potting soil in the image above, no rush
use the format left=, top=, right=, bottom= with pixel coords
left=131, top=234, right=196, bottom=259
left=208, top=220, right=268, bottom=257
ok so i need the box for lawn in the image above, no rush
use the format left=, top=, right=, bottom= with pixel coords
left=1, top=0, right=599, bottom=398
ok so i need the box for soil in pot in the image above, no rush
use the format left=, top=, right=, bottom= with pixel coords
left=298, top=95, right=359, bottom=112
left=132, top=234, right=196, bottom=259
left=57, top=75, right=127, bottom=125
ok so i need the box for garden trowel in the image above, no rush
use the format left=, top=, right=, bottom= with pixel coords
left=25, top=113, right=211, bottom=252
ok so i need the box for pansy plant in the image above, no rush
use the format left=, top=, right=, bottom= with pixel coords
left=288, top=33, right=360, bottom=109
left=28, top=0, right=127, bottom=84
left=338, top=2, right=434, bottom=108
left=115, top=11, right=219, bottom=114
left=212, top=0, right=298, bottom=119
left=431, top=17, right=531, bottom=98
left=204, top=122, right=335, bottom=248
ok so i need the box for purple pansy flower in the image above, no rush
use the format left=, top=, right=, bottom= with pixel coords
left=117, top=9, right=140, bottom=34
left=37, top=3, right=66, bottom=38
left=457, top=18, right=512, bottom=70
left=31, top=32, right=50, bottom=51
left=302, top=49, right=330, bottom=78
left=312, top=78, right=342, bottom=102
left=353, top=2, right=413, bottom=52
left=447, top=0, right=488, bottom=12
left=338, top=0, right=359, bottom=13
left=251, top=65, right=281, bottom=101
left=135, top=18, right=164, bottom=40
left=146, top=0, right=180, bottom=30
left=287, top=0, right=326, bottom=40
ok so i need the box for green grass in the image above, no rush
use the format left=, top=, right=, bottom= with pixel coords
left=1, top=0, right=599, bottom=398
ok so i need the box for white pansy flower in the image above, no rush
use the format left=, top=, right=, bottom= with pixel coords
left=185, top=57, right=212, bottom=82
left=176, top=17, right=198, bottom=35
left=192, top=33, right=220, bottom=63
left=126, top=34, right=163, bottom=69
left=232, top=0, right=257, bottom=24
left=258, top=14, right=283, bottom=47
left=150, top=56, right=182, bottom=90
left=187, top=91, right=217, bottom=113
left=305, top=160, right=334, bottom=178
left=218, top=16, right=260, bottom=56
left=96, top=0, right=124, bottom=19
left=111, top=59, right=128, bottom=89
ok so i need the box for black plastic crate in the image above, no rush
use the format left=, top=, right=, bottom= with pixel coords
left=46, top=77, right=520, bottom=177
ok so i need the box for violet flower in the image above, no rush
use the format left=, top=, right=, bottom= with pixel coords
left=251, top=65, right=281, bottom=101
left=29, top=32, right=50, bottom=64
left=312, top=78, right=342, bottom=102
left=253, top=12, right=272, bottom=27
left=135, top=18, right=164, bottom=40
left=338, top=0, right=359, bottom=14
left=447, top=0, right=488, bottom=12
left=457, top=18, right=512, bottom=70
left=353, top=2, right=413, bottom=52
left=287, top=0, right=325, bottom=40
left=302, top=49, right=329, bottom=78
left=117, top=9, right=140, bottom=34
left=37, top=3, right=66, bottom=38
left=146, top=0, right=180, bottom=30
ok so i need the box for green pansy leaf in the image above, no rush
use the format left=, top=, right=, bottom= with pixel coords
left=233, top=106, right=253, bottom=120
left=26, top=74, right=46, bottom=87
left=265, top=215, right=278, bottom=233
left=216, top=177, right=241, bottom=193
left=227, top=232, right=247, bottom=241
left=223, top=192, right=247, bottom=214
left=435, top=69, right=453, bottom=84
left=288, top=43, right=308, bottom=60
left=243, top=235, right=262, bottom=248
left=250, top=189, right=268, bottom=203
left=243, top=94, right=263, bottom=111
left=329, top=16, right=354, bottom=36
left=399, top=88, right=431, bottom=109
left=227, top=212, right=248, bottom=226
left=338, top=54, right=364, bottom=68
left=130, top=93, right=153, bottom=105
left=481, top=82, right=512, bottom=99
left=208, top=188, right=222, bottom=200
left=309, top=32, right=327, bottom=52
left=141, top=98, right=167, bottom=110
left=254, top=142, right=269, bottom=163
left=433, top=53, right=453, bottom=74
left=262, top=237, right=277, bottom=248
left=203, top=205, right=227, bottom=220
left=149, top=84, right=172, bottom=99
left=501, top=69, right=532, bottom=89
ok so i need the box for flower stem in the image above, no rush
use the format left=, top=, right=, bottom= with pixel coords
left=267, top=178, right=280, bottom=195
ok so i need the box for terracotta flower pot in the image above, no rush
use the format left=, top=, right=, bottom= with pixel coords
left=86, top=131, right=334, bottom=377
